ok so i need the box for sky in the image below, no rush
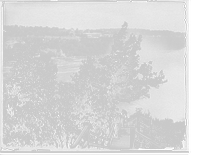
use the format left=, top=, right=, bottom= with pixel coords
left=4, top=1, right=186, bottom=32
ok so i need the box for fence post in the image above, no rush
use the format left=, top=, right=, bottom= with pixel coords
left=130, top=126, right=135, bottom=149
left=85, top=120, right=90, bottom=148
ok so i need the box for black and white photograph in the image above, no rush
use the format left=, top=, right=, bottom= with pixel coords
left=1, top=0, right=188, bottom=153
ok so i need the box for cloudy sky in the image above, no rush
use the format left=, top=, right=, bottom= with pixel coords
left=5, top=1, right=186, bottom=32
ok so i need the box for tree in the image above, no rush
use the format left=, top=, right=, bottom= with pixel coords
left=3, top=40, right=78, bottom=149
left=158, top=119, right=186, bottom=149
left=99, top=23, right=166, bottom=102
left=4, top=40, right=57, bottom=110
left=3, top=97, right=80, bottom=150
left=59, top=23, right=165, bottom=145
left=60, top=57, right=114, bottom=137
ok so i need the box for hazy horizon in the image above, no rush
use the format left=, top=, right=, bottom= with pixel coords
left=4, top=24, right=187, bottom=34
left=4, top=2, right=186, bottom=32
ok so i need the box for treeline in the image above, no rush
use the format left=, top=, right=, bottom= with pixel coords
left=4, top=25, right=186, bottom=38
left=4, top=36, right=112, bottom=58
left=4, top=25, right=186, bottom=52
left=4, top=26, right=113, bottom=57
left=153, top=119, right=186, bottom=149
left=4, top=25, right=81, bottom=37
left=4, top=25, right=114, bottom=37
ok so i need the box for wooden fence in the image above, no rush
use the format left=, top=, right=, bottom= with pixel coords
left=130, top=112, right=161, bottom=149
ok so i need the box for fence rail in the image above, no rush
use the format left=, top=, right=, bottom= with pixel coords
left=130, top=126, right=161, bottom=148
left=130, top=112, right=161, bottom=148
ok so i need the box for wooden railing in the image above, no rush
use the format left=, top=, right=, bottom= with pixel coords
left=137, top=112, right=152, bottom=131
left=130, top=126, right=161, bottom=149
left=71, top=120, right=114, bottom=149
left=130, top=112, right=161, bottom=148
left=128, top=112, right=152, bottom=131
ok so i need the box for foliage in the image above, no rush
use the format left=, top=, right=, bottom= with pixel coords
left=4, top=25, right=112, bottom=57
left=4, top=40, right=57, bottom=112
left=101, top=22, right=166, bottom=101
left=3, top=40, right=78, bottom=148
left=4, top=25, right=185, bottom=38
left=3, top=47, right=15, bottom=64
left=3, top=100, right=79, bottom=150
left=4, top=25, right=70, bottom=37
left=60, top=57, right=114, bottom=137
left=128, top=109, right=186, bottom=149
left=153, top=119, right=186, bottom=148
